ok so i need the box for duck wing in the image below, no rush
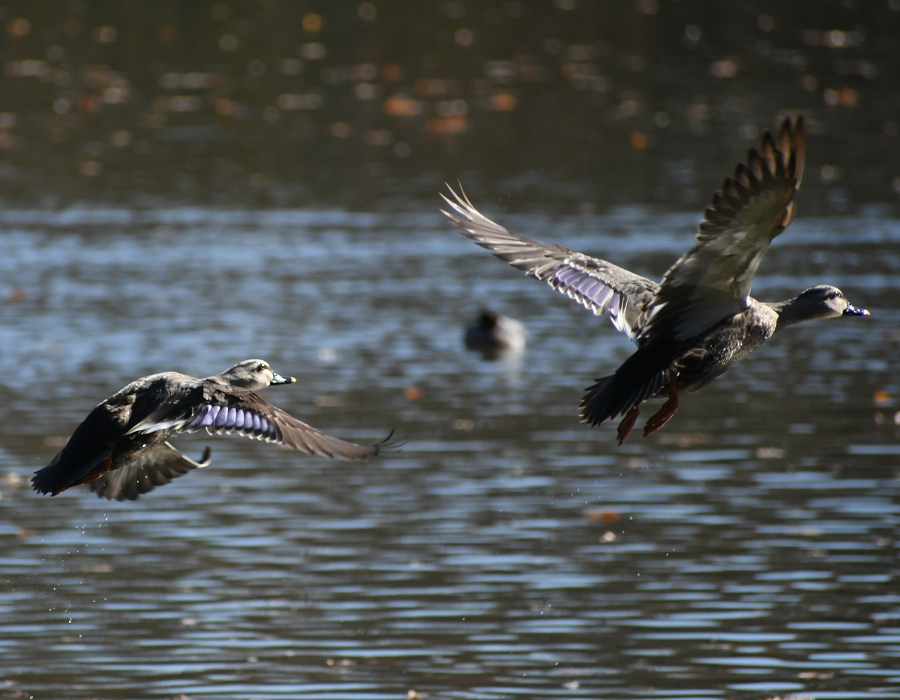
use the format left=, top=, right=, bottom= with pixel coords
left=162, top=387, right=390, bottom=461
left=643, top=115, right=805, bottom=344
left=442, top=186, right=658, bottom=341
left=87, top=443, right=212, bottom=501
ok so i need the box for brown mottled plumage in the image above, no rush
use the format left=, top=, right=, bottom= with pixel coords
left=443, top=116, right=869, bottom=443
left=33, top=359, right=395, bottom=501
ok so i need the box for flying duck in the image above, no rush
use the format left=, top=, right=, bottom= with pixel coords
left=33, top=359, right=394, bottom=500
left=442, top=116, right=869, bottom=443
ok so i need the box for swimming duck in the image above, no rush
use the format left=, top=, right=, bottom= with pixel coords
left=32, top=359, right=394, bottom=500
left=464, top=309, right=527, bottom=356
left=442, top=116, right=869, bottom=444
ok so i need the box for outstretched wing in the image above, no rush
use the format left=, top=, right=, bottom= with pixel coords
left=644, top=115, right=806, bottom=343
left=182, top=395, right=394, bottom=461
left=442, top=186, right=658, bottom=341
left=87, top=442, right=211, bottom=501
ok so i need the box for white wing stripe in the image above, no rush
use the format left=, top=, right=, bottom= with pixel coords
left=125, top=418, right=185, bottom=435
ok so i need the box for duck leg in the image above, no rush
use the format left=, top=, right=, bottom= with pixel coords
left=616, top=406, right=641, bottom=446
left=643, top=379, right=679, bottom=436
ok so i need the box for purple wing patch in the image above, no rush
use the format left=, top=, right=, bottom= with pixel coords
left=551, top=265, right=619, bottom=312
left=188, top=404, right=279, bottom=442
left=588, top=284, right=614, bottom=308
left=548, top=265, right=637, bottom=339
left=553, top=266, right=580, bottom=286
left=189, top=404, right=220, bottom=428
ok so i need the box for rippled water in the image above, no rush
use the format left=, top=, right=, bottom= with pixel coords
left=0, top=204, right=897, bottom=699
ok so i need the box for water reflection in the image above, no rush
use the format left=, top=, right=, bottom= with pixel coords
left=0, top=204, right=897, bottom=698
left=1, top=3, right=899, bottom=210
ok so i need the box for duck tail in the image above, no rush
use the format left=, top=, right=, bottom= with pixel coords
left=580, top=350, right=676, bottom=427
left=31, top=456, right=67, bottom=496
left=31, top=446, right=113, bottom=497
left=580, top=375, right=620, bottom=427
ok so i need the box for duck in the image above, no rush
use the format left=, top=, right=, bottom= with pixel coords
left=442, top=115, right=869, bottom=444
left=32, top=359, right=394, bottom=500
left=464, top=309, right=526, bottom=356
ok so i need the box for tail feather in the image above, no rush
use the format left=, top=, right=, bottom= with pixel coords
left=580, top=350, right=676, bottom=427
left=32, top=447, right=111, bottom=496
left=31, top=461, right=65, bottom=496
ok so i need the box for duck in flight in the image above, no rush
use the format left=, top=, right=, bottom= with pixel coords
left=443, top=116, right=869, bottom=444
left=32, top=359, right=394, bottom=500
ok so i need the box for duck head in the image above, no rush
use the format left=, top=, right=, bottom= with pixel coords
left=776, top=285, right=869, bottom=329
left=219, top=359, right=296, bottom=390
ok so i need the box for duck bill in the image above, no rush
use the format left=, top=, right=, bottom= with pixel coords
left=843, top=303, right=870, bottom=317
left=270, top=372, right=297, bottom=385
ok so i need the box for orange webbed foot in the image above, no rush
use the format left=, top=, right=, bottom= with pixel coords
left=643, top=380, right=679, bottom=436
left=617, top=406, right=641, bottom=445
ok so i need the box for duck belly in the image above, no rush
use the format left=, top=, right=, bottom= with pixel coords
left=672, top=320, right=774, bottom=394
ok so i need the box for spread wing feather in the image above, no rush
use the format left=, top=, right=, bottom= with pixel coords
left=643, top=116, right=805, bottom=343
left=182, top=399, right=390, bottom=461
left=442, top=187, right=657, bottom=341
left=88, top=443, right=211, bottom=501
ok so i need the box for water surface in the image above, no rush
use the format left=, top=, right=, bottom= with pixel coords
left=0, top=204, right=896, bottom=699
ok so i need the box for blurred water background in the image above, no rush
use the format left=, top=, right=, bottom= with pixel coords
left=0, top=2, right=898, bottom=699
